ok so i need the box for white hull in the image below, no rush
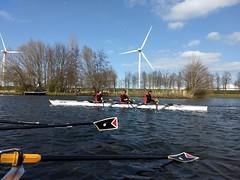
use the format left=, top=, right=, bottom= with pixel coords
left=49, top=100, right=208, bottom=112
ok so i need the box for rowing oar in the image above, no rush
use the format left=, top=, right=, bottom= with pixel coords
left=0, top=120, right=40, bottom=125
left=0, top=117, right=118, bottom=131
left=161, top=103, right=174, bottom=110
left=0, top=148, right=199, bottom=179
left=127, top=99, right=138, bottom=110
left=101, top=97, right=104, bottom=109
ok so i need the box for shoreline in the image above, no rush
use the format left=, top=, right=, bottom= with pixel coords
left=1, top=89, right=240, bottom=98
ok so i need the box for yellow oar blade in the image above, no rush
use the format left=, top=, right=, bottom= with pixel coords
left=0, top=153, right=41, bottom=165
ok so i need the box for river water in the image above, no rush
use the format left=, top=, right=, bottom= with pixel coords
left=0, top=96, right=239, bottom=179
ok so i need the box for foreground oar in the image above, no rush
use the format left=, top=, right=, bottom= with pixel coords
left=0, top=117, right=118, bottom=131
left=0, top=120, right=41, bottom=125
left=0, top=148, right=199, bottom=179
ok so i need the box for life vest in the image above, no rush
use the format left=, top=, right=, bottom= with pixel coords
left=120, top=94, right=129, bottom=103
left=144, top=93, right=152, bottom=104
left=95, top=93, right=102, bottom=102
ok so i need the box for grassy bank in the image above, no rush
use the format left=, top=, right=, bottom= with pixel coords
left=0, top=88, right=191, bottom=98
left=48, top=88, right=192, bottom=98
left=207, top=90, right=240, bottom=98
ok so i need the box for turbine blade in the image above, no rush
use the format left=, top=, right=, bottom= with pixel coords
left=140, top=26, right=152, bottom=50
left=120, top=49, right=138, bottom=55
left=141, top=52, right=154, bottom=70
left=0, top=33, right=7, bottom=51
left=8, top=51, right=22, bottom=54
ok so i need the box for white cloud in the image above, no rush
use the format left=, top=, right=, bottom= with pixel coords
left=0, top=10, right=14, bottom=21
left=145, top=49, right=239, bottom=76
left=126, top=0, right=147, bottom=7
left=187, top=40, right=200, bottom=47
left=165, top=0, right=240, bottom=21
left=210, top=61, right=240, bottom=72
left=207, top=32, right=221, bottom=41
left=180, top=50, right=221, bottom=64
left=126, top=0, right=240, bottom=29
left=153, top=57, right=186, bottom=70
left=227, top=32, right=240, bottom=44
left=168, top=22, right=184, bottom=29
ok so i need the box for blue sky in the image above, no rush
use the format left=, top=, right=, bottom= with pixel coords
left=1, top=0, right=240, bottom=81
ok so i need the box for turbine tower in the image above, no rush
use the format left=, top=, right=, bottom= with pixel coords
left=121, top=26, right=154, bottom=89
left=0, top=33, right=21, bottom=87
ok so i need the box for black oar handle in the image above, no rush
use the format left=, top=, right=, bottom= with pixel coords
left=0, top=120, right=40, bottom=125
left=0, top=122, right=92, bottom=130
left=41, top=155, right=167, bottom=161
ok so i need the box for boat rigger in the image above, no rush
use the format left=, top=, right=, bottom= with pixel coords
left=49, top=100, right=208, bottom=112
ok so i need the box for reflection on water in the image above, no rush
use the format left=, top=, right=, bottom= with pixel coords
left=0, top=96, right=239, bottom=179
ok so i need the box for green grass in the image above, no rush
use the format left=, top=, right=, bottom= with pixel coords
left=1, top=88, right=240, bottom=98
left=207, top=90, right=240, bottom=98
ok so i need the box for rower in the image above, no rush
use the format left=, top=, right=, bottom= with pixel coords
left=120, top=89, right=130, bottom=104
left=144, top=90, right=157, bottom=104
left=94, top=90, right=103, bottom=103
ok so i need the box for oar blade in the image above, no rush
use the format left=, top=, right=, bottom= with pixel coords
left=168, top=152, right=199, bottom=163
left=2, top=165, right=25, bottom=180
left=93, top=117, right=118, bottom=131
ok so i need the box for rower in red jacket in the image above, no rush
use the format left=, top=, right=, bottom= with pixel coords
left=120, top=89, right=130, bottom=103
left=94, top=90, right=103, bottom=103
left=144, top=90, right=157, bottom=104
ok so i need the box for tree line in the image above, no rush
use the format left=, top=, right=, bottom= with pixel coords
left=2, top=40, right=239, bottom=96
left=122, top=60, right=240, bottom=96
left=5, top=40, right=117, bottom=92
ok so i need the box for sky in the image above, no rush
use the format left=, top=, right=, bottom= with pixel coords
left=0, top=0, right=240, bottom=81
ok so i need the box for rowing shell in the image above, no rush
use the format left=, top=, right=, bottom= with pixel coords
left=49, top=100, right=208, bottom=112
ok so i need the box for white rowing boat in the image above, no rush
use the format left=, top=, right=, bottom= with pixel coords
left=49, top=100, right=208, bottom=112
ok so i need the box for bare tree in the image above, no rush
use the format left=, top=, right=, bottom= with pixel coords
left=107, top=68, right=117, bottom=89
left=221, top=71, right=231, bottom=90
left=80, top=46, right=115, bottom=90
left=176, top=72, right=183, bottom=90
left=131, top=73, right=137, bottom=88
left=151, top=71, right=158, bottom=89
left=215, top=73, right=221, bottom=90
left=142, top=71, right=147, bottom=89
left=65, top=41, right=80, bottom=91
left=8, top=40, right=46, bottom=91
left=208, top=74, right=214, bottom=90
left=124, top=72, right=131, bottom=89
left=162, top=72, right=169, bottom=89
left=182, top=59, right=210, bottom=96
left=169, top=73, right=177, bottom=89
left=157, top=71, right=162, bottom=89
left=234, top=72, right=240, bottom=89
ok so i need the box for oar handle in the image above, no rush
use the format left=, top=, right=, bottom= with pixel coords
left=0, top=152, right=198, bottom=164
left=0, top=120, right=40, bottom=125
left=42, top=155, right=167, bottom=161
left=0, top=153, right=41, bottom=165
left=0, top=154, right=167, bottom=164
left=0, top=122, right=92, bottom=130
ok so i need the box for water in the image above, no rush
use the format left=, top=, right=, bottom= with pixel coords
left=0, top=96, right=239, bottom=179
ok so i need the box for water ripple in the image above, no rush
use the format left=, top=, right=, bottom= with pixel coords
left=0, top=96, right=239, bottom=179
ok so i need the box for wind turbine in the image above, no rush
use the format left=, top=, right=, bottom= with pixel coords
left=121, top=26, right=154, bottom=89
left=0, top=33, right=21, bottom=86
